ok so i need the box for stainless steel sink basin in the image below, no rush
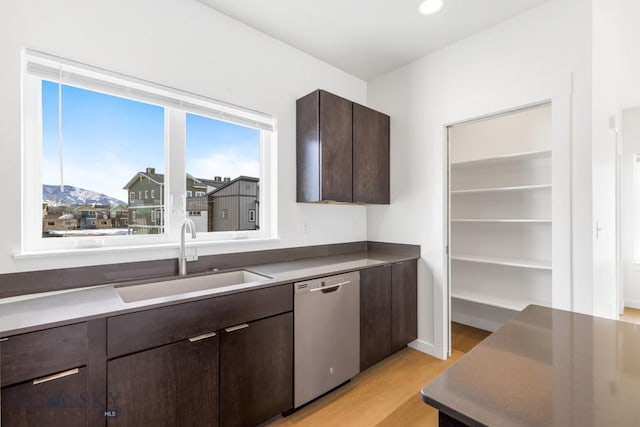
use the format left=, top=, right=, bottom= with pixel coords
left=116, top=270, right=272, bottom=303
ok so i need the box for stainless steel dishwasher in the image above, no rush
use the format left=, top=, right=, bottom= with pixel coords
left=294, top=271, right=360, bottom=408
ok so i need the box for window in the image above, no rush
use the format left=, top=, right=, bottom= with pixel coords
left=22, top=50, right=276, bottom=253
left=249, top=209, right=256, bottom=222
left=37, top=79, right=163, bottom=239
left=186, top=113, right=261, bottom=233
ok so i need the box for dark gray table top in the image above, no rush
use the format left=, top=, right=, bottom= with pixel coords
left=422, top=305, right=640, bottom=427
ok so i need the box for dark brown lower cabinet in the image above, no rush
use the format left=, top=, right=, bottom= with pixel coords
left=220, top=312, right=293, bottom=427
left=0, top=322, right=90, bottom=427
left=360, top=264, right=392, bottom=371
left=360, top=260, right=418, bottom=371
left=391, top=260, right=418, bottom=351
left=106, top=335, right=219, bottom=427
left=1, top=367, right=88, bottom=427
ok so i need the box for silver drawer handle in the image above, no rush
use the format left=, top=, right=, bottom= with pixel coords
left=0, top=338, right=7, bottom=342
left=225, top=323, right=249, bottom=333
left=188, top=332, right=217, bottom=343
left=310, top=280, right=351, bottom=292
left=33, top=368, right=79, bottom=385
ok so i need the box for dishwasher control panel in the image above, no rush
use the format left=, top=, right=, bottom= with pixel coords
left=294, top=271, right=359, bottom=294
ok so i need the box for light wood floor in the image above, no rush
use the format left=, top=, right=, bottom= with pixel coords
left=620, top=307, right=640, bottom=324
left=268, top=323, right=491, bottom=427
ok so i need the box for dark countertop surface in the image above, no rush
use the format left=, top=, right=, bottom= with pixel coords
left=421, top=304, right=640, bottom=427
left=0, top=250, right=416, bottom=337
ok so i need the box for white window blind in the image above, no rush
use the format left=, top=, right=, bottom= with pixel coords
left=24, top=50, right=275, bottom=132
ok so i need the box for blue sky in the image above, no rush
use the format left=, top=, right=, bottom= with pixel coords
left=42, top=80, right=260, bottom=202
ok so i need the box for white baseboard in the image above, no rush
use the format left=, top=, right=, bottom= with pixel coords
left=408, top=339, right=442, bottom=359
left=624, top=300, right=640, bottom=310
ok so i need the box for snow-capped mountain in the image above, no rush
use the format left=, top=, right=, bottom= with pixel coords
left=43, top=185, right=126, bottom=207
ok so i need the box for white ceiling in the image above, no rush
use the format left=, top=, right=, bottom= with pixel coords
left=198, top=0, right=549, bottom=80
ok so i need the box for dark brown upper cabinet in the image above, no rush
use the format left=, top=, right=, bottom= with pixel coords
left=353, top=103, right=390, bottom=204
left=296, top=89, right=390, bottom=204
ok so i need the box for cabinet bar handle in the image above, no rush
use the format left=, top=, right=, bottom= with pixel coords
left=188, top=332, right=217, bottom=343
left=33, top=368, right=79, bottom=385
left=225, top=323, right=249, bottom=333
left=0, top=338, right=7, bottom=342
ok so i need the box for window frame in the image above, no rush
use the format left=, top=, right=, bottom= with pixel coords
left=20, top=50, right=277, bottom=255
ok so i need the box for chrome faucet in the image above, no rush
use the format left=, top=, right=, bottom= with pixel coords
left=179, top=218, right=197, bottom=276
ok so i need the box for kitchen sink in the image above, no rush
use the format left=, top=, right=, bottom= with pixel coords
left=115, top=270, right=272, bottom=303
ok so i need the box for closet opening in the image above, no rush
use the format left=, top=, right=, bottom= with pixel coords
left=446, top=103, right=552, bottom=353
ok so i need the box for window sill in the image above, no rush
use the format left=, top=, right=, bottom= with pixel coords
left=13, top=237, right=281, bottom=260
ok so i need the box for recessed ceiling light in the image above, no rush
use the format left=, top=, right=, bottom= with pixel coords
left=418, top=0, right=443, bottom=15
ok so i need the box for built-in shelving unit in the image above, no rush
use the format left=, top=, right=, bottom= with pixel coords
left=451, top=254, right=551, bottom=270
left=450, top=184, right=551, bottom=195
left=450, top=149, right=551, bottom=167
left=449, top=104, right=552, bottom=332
left=450, top=290, right=539, bottom=312
left=451, top=219, right=551, bottom=223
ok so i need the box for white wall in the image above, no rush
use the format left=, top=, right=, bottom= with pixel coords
left=367, top=0, right=593, bottom=358
left=622, top=109, right=640, bottom=308
left=0, top=0, right=368, bottom=274
left=592, top=0, right=640, bottom=313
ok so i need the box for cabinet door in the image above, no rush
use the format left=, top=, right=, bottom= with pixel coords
left=392, top=260, right=418, bottom=351
left=220, top=313, right=293, bottom=427
left=1, top=367, right=88, bottom=427
left=319, top=90, right=353, bottom=202
left=360, top=265, right=392, bottom=371
left=353, top=103, right=390, bottom=204
left=107, top=335, right=218, bottom=427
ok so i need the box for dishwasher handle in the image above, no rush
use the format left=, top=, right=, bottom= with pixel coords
left=310, top=280, right=351, bottom=293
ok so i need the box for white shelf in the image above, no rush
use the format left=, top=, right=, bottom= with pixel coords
left=451, top=218, right=551, bottom=223
left=451, top=149, right=551, bottom=168
left=451, top=184, right=551, bottom=195
left=451, top=290, right=546, bottom=312
left=451, top=254, right=551, bottom=270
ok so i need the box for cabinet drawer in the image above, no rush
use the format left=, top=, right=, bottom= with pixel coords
left=2, top=366, right=88, bottom=427
left=0, top=323, right=88, bottom=387
left=107, top=283, right=292, bottom=358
